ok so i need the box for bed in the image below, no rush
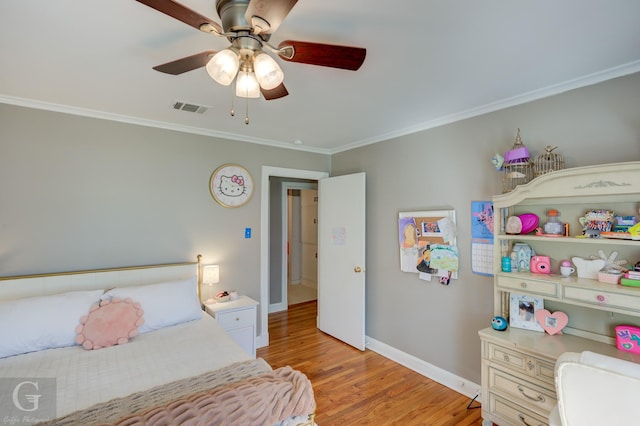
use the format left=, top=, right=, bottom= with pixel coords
left=0, top=259, right=316, bottom=425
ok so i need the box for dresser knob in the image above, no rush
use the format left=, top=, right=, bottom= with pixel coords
left=528, top=361, right=534, bottom=370
left=235, top=317, right=240, bottom=321
left=520, top=282, right=527, bottom=288
left=597, top=295, right=605, bottom=302
left=504, top=354, right=510, bottom=362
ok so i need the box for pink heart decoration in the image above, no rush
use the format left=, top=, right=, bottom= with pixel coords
left=535, top=309, right=568, bottom=335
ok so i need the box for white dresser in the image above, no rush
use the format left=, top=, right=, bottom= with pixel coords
left=204, top=296, right=259, bottom=358
left=480, top=162, right=640, bottom=426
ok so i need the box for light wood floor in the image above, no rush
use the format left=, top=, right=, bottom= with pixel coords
left=257, top=301, right=485, bottom=426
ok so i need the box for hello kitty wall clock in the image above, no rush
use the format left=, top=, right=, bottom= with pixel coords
left=209, top=164, right=254, bottom=208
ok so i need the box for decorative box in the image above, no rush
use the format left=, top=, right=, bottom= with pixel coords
left=597, top=271, right=622, bottom=284
left=615, top=325, right=640, bottom=355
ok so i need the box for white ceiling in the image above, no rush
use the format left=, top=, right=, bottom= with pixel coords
left=1, top=0, right=639, bottom=154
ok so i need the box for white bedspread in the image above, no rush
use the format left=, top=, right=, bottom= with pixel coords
left=0, top=313, right=252, bottom=418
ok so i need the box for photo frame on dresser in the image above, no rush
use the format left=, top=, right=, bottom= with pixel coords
left=509, top=293, right=544, bottom=332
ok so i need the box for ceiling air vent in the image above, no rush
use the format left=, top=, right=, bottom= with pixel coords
left=172, top=101, right=208, bottom=114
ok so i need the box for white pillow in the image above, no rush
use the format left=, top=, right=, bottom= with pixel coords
left=0, top=290, right=104, bottom=358
left=102, top=276, right=201, bottom=333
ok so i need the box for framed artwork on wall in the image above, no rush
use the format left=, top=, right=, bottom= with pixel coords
left=209, top=164, right=254, bottom=208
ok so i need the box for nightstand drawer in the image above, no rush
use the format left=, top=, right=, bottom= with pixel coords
left=497, top=275, right=557, bottom=297
left=489, top=367, right=556, bottom=414
left=216, top=307, right=255, bottom=329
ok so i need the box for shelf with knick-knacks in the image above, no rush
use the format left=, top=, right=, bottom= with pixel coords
left=479, top=161, right=640, bottom=426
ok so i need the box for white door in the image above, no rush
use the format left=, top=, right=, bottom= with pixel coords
left=318, top=173, right=366, bottom=350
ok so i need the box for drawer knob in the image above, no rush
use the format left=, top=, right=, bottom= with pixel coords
left=520, top=282, right=527, bottom=288
left=596, top=295, right=605, bottom=302
left=503, top=354, right=510, bottom=362
left=235, top=317, right=240, bottom=321
left=527, top=361, right=534, bottom=370
left=517, top=385, right=545, bottom=403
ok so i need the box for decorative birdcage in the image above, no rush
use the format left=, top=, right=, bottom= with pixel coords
left=502, top=128, right=534, bottom=193
left=533, top=145, right=565, bottom=177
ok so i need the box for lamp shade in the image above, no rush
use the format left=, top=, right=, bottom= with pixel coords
left=202, top=265, right=220, bottom=285
left=206, top=49, right=240, bottom=86
left=253, top=52, right=284, bottom=90
left=235, top=71, right=261, bottom=98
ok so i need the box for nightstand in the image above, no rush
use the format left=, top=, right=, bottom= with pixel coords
left=204, top=296, right=258, bottom=358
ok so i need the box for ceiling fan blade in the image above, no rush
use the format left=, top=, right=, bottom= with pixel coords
left=153, top=51, right=216, bottom=75
left=261, top=83, right=289, bottom=100
left=277, top=40, right=366, bottom=71
left=136, top=0, right=223, bottom=34
left=245, top=0, right=298, bottom=34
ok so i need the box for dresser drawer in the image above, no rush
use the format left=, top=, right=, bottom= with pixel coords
left=489, top=367, right=557, bottom=414
left=488, top=392, right=549, bottom=426
left=488, top=342, right=526, bottom=371
left=487, top=343, right=555, bottom=386
left=497, top=275, right=558, bottom=297
left=216, top=307, right=255, bottom=329
left=563, top=286, right=640, bottom=313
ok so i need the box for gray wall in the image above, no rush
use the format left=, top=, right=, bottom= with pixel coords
left=0, top=104, right=331, bottom=311
left=1, top=71, right=639, bottom=387
left=331, top=72, right=640, bottom=383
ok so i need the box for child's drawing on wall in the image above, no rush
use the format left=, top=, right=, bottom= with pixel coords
left=399, top=217, right=419, bottom=272
left=399, top=218, right=417, bottom=248
left=416, top=245, right=437, bottom=274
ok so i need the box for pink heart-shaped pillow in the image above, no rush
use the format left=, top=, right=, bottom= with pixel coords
left=535, top=309, right=568, bottom=335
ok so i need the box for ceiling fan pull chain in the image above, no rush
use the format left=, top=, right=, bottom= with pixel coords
left=230, top=88, right=235, bottom=117
left=245, top=96, right=250, bottom=125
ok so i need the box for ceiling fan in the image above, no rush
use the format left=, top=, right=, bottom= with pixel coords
left=135, top=0, right=367, bottom=102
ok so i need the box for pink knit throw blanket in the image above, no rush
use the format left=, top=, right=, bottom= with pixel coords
left=41, top=359, right=315, bottom=426
left=115, top=366, right=315, bottom=425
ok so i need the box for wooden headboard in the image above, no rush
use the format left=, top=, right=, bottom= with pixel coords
left=0, top=259, right=201, bottom=302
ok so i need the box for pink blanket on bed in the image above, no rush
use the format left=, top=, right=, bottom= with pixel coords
left=114, top=366, right=315, bottom=425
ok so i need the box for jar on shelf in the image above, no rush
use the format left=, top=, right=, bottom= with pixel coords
left=544, top=209, right=564, bottom=235
left=502, top=129, right=534, bottom=193
left=534, top=146, right=565, bottom=177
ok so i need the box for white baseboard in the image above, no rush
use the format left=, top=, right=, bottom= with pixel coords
left=365, top=336, right=481, bottom=400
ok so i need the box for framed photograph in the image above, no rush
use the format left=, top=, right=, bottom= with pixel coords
left=509, top=293, right=544, bottom=332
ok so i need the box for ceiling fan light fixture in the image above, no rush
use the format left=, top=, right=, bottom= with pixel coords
left=206, top=48, right=240, bottom=86
left=253, top=52, right=284, bottom=90
left=235, top=70, right=260, bottom=98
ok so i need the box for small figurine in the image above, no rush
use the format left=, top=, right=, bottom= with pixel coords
left=491, top=153, right=504, bottom=171
left=491, top=316, right=508, bottom=331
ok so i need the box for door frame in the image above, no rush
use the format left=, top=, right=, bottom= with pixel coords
left=258, top=166, right=329, bottom=348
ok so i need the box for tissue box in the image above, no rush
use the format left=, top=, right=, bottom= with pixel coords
left=615, top=325, right=640, bottom=354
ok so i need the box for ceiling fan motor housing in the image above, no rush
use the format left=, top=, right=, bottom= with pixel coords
left=217, top=0, right=270, bottom=42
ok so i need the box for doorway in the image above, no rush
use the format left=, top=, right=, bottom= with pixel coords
left=286, top=187, right=318, bottom=306
left=268, top=181, right=317, bottom=313
left=258, top=167, right=328, bottom=348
